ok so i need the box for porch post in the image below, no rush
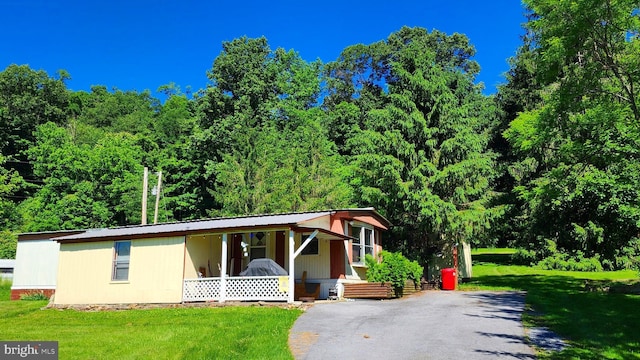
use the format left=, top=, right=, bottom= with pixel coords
left=220, top=233, right=228, bottom=303
left=288, top=229, right=295, bottom=303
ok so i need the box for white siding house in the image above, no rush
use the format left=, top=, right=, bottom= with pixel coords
left=10, top=231, right=83, bottom=300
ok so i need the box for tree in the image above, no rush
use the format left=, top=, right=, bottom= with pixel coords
left=152, top=91, right=205, bottom=221
left=0, top=64, right=69, bottom=199
left=0, top=230, right=17, bottom=258
left=488, top=13, right=544, bottom=248
left=0, top=155, right=24, bottom=230
left=504, top=0, right=640, bottom=269
left=325, top=27, right=498, bottom=261
left=19, top=123, right=145, bottom=231
left=69, top=85, right=159, bottom=135
left=197, top=36, right=351, bottom=216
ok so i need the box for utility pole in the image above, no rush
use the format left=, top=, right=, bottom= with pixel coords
left=153, top=171, right=162, bottom=224
left=141, top=167, right=148, bottom=225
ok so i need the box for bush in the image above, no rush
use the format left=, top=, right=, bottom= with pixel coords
left=536, top=252, right=604, bottom=272
left=365, top=251, right=423, bottom=297
left=511, top=248, right=537, bottom=265
left=20, top=291, right=50, bottom=301
left=614, top=237, right=640, bottom=271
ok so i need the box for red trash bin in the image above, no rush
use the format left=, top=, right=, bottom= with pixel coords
left=441, top=268, right=457, bottom=290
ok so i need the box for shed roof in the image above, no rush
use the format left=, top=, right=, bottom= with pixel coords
left=17, top=230, right=86, bottom=241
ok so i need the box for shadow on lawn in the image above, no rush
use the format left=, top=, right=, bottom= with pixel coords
left=469, top=273, right=640, bottom=359
left=472, top=253, right=515, bottom=266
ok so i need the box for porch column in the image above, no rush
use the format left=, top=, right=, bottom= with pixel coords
left=220, top=233, right=228, bottom=303
left=288, top=229, right=295, bottom=303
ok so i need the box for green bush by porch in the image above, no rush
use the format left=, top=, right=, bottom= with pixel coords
left=365, top=251, right=423, bottom=296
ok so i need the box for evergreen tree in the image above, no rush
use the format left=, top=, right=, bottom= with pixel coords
left=325, top=27, right=498, bottom=261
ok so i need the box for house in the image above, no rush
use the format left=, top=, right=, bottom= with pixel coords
left=0, top=259, right=16, bottom=281
left=10, top=230, right=83, bottom=300
left=46, top=208, right=390, bottom=305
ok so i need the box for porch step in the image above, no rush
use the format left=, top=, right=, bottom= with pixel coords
left=343, top=283, right=394, bottom=299
left=343, top=280, right=420, bottom=299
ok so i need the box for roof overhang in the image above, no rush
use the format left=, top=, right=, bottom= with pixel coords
left=292, top=226, right=357, bottom=241
left=50, top=208, right=386, bottom=244
left=330, top=208, right=391, bottom=230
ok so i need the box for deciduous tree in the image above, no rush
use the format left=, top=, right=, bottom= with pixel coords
left=504, top=0, right=640, bottom=269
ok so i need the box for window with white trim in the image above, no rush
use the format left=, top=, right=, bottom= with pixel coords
left=112, top=241, right=131, bottom=281
left=351, top=225, right=374, bottom=264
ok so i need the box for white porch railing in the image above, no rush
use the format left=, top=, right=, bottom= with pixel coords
left=183, top=276, right=289, bottom=302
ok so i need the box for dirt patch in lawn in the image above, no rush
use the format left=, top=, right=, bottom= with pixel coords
left=288, top=331, right=319, bottom=359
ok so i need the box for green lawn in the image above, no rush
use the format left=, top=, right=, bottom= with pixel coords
left=0, top=280, right=301, bottom=359
left=460, top=249, right=640, bottom=359
left=4, top=251, right=639, bottom=359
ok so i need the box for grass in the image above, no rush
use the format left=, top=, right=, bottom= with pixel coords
left=0, top=278, right=10, bottom=300
left=460, top=248, right=640, bottom=359
left=0, top=281, right=302, bottom=359
left=3, top=250, right=638, bottom=359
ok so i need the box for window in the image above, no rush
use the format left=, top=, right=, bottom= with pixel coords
left=364, top=228, right=374, bottom=257
left=351, top=225, right=375, bottom=265
left=300, top=234, right=318, bottom=255
left=112, top=241, right=131, bottom=281
left=250, top=232, right=266, bottom=260
left=351, top=226, right=362, bottom=263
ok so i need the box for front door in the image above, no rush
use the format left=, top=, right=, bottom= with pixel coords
left=330, top=241, right=345, bottom=279
left=231, top=234, right=243, bottom=276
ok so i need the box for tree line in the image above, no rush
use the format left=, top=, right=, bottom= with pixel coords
left=1, top=1, right=639, bottom=271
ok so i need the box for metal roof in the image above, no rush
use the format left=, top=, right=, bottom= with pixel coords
left=55, top=211, right=334, bottom=242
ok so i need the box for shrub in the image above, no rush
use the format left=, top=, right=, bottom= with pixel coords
left=511, top=248, right=537, bottom=265
left=536, top=252, right=603, bottom=272
left=20, top=291, right=50, bottom=301
left=614, top=237, right=640, bottom=271
left=365, top=251, right=423, bottom=297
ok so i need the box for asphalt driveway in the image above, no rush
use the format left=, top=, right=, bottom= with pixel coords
left=289, top=291, right=536, bottom=359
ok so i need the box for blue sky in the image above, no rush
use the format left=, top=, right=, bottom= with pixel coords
left=1, top=1, right=526, bottom=97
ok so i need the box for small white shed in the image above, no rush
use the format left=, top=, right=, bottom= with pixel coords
left=0, top=259, right=15, bottom=280
left=11, top=230, right=83, bottom=300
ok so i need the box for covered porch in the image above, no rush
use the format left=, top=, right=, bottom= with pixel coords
left=182, top=227, right=352, bottom=303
